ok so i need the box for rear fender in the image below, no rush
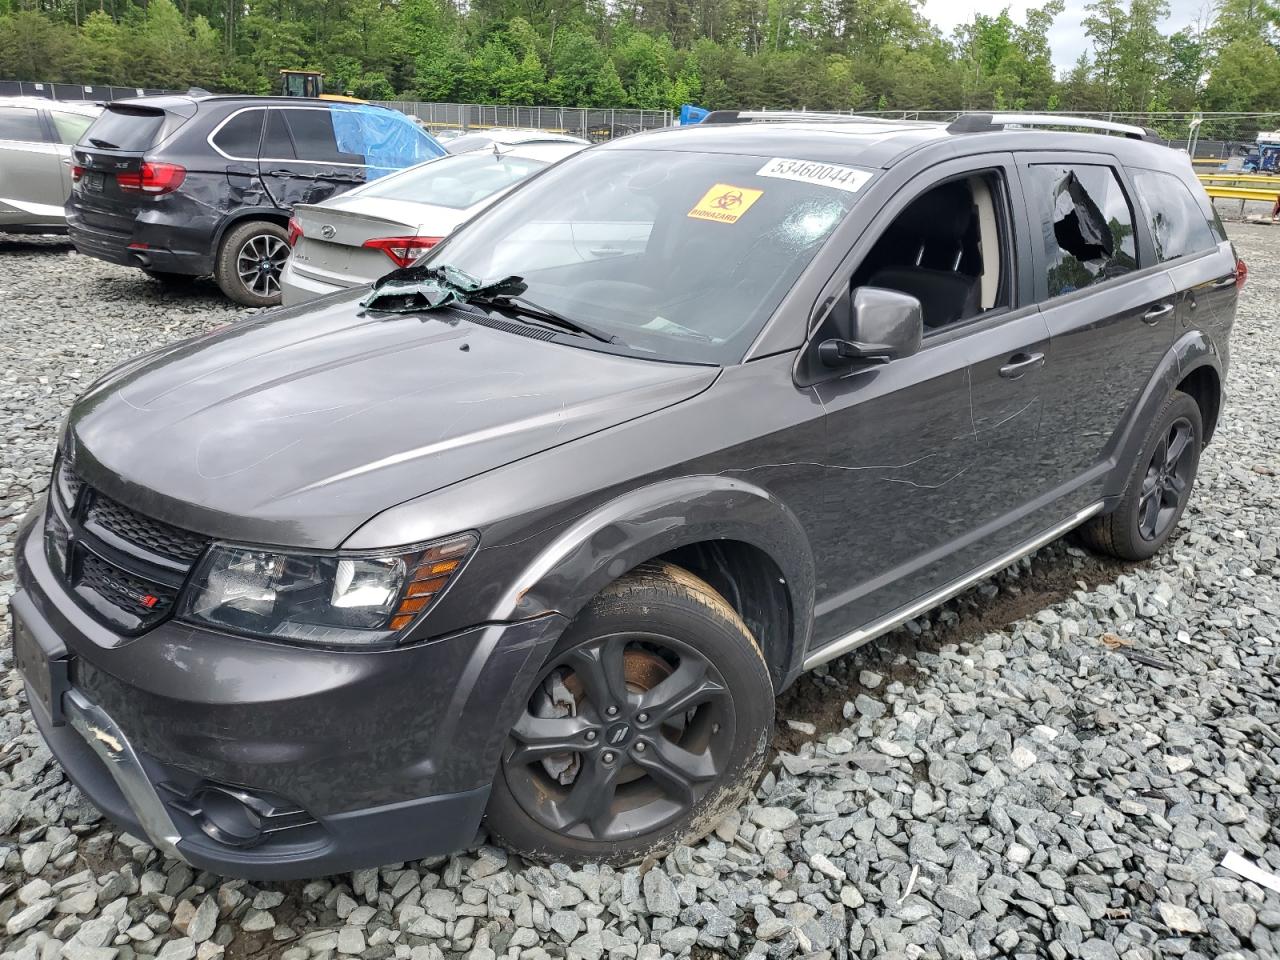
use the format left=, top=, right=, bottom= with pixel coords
left=486, top=475, right=815, bottom=686
left=1101, top=329, right=1223, bottom=501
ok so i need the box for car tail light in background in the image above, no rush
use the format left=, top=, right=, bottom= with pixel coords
left=1236, top=258, right=1248, bottom=290
left=116, top=162, right=186, bottom=195
left=287, top=217, right=304, bottom=247
left=71, top=165, right=84, bottom=183
left=362, top=236, right=442, bottom=268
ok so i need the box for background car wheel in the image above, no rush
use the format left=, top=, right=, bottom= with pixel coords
left=486, top=562, right=773, bottom=866
left=1078, top=389, right=1202, bottom=561
left=215, top=220, right=289, bottom=307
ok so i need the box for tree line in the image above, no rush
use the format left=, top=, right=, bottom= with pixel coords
left=1, top=0, right=1278, bottom=134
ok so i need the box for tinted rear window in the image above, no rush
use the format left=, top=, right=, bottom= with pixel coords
left=0, top=106, right=46, bottom=143
left=211, top=109, right=264, bottom=159
left=1130, top=169, right=1218, bottom=263
left=84, top=107, right=166, bottom=151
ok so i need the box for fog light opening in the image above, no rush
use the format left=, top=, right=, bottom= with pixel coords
left=196, top=789, right=266, bottom=848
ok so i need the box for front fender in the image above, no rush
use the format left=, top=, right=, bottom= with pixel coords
left=487, top=475, right=816, bottom=683
left=1102, top=329, right=1222, bottom=501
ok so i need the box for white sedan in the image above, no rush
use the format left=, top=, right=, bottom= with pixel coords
left=280, top=140, right=586, bottom=305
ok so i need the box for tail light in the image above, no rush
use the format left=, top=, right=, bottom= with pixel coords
left=287, top=217, right=304, bottom=247
left=116, top=161, right=186, bottom=195
left=1236, top=258, right=1248, bottom=290
left=71, top=165, right=84, bottom=183
left=362, top=236, right=442, bottom=268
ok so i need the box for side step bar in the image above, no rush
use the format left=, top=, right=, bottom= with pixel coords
left=802, top=502, right=1104, bottom=671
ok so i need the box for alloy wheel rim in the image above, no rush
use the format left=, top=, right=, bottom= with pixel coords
left=502, top=632, right=736, bottom=842
left=1137, top=416, right=1195, bottom=542
left=236, top=234, right=289, bottom=297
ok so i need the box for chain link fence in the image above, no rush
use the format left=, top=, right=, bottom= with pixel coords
left=0, top=81, right=673, bottom=141
left=371, top=102, right=672, bottom=141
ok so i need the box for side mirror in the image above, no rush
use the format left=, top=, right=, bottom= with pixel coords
left=818, top=287, right=923, bottom=369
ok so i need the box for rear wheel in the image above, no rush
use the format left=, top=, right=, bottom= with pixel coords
left=485, top=562, right=773, bottom=865
left=1078, top=390, right=1202, bottom=561
left=215, top=220, right=289, bottom=307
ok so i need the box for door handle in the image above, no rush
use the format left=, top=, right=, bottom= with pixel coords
left=1211, top=276, right=1237, bottom=289
left=999, top=352, right=1045, bottom=379
left=1142, top=303, right=1174, bottom=324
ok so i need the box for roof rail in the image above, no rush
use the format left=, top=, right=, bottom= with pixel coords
left=947, top=112, right=1161, bottom=142
left=701, top=109, right=920, bottom=126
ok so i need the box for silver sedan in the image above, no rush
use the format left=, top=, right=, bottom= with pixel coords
left=0, top=98, right=101, bottom=233
left=281, top=140, right=586, bottom=306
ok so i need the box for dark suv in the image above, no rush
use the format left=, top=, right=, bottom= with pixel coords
left=65, top=95, right=443, bottom=305
left=15, top=113, right=1241, bottom=878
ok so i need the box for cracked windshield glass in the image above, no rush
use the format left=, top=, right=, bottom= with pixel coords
left=424, top=149, right=867, bottom=363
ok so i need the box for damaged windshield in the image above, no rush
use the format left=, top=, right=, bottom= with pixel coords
left=409, top=149, right=866, bottom=363
left=1029, top=164, right=1138, bottom=297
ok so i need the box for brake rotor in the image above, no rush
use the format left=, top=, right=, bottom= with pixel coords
left=535, top=645, right=674, bottom=785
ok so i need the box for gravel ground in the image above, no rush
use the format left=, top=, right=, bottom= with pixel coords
left=1, top=227, right=1278, bottom=960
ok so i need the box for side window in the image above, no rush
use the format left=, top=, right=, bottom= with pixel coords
left=1028, top=163, right=1137, bottom=298
left=1130, top=169, right=1218, bottom=262
left=281, top=109, right=361, bottom=164
left=850, top=170, right=1012, bottom=332
left=211, top=109, right=264, bottom=159
left=50, top=111, right=94, bottom=146
left=0, top=106, right=47, bottom=143
left=261, top=110, right=296, bottom=160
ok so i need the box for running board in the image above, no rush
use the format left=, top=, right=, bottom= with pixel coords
left=801, top=502, right=1105, bottom=671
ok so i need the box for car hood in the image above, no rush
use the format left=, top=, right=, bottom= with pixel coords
left=66, top=292, right=718, bottom=549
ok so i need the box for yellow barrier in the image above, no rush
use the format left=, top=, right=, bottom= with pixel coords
left=1203, top=183, right=1280, bottom=219
left=1198, top=173, right=1280, bottom=185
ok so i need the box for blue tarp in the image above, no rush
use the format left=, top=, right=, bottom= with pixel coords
left=680, top=104, right=710, bottom=125
left=332, top=105, right=446, bottom=179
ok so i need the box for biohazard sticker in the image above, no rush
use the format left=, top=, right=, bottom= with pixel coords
left=688, top=184, right=764, bottom=224
left=756, top=158, right=871, bottom=193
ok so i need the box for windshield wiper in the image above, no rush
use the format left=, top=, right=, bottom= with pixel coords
left=361, top=264, right=619, bottom=345
left=87, top=137, right=119, bottom=149
left=466, top=291, right=618, bottom=344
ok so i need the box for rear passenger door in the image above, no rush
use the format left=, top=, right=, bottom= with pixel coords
left=258, top=106, right=367, bottom=210
left=1019, top=155, right=1176, bottom=504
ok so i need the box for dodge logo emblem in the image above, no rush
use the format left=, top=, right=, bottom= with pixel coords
left=320, top=224, right=336, bottom=239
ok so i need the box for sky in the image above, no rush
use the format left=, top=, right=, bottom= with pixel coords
left=921, top=0, right=1214, bottom=73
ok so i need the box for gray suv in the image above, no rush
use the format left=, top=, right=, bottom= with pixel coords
left=12, top=113, right=1241, bottom=878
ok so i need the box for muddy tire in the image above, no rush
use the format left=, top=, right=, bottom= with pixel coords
left=486, top=562, right=773, bottom=866
left=214, top=220, right=289, bottom=307
left=1077, top=390, right=1202, bottom=561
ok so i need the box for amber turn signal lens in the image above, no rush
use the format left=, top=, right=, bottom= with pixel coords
left=385, top=533, right=477, bottom=634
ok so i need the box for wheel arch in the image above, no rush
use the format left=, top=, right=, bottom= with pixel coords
left=1102, top=330, right=1223, bottom=501
left=487, top=476, right=815, bottom=691
left=212, top=207, right=291, bottom=256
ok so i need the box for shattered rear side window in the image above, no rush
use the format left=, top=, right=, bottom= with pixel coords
left=1029, top=164, right=1137, bottom=298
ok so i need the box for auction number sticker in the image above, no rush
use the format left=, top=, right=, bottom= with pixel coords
left=756, top=157, right=871, bottom=193
left=688, top=184, right=764, bottom=224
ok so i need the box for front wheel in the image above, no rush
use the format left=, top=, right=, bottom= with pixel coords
left=214, top=220, right=290, bottom=307
left=1078, top=389, right=1202, bottom=561
left=485, top=562, right=773, bottom=865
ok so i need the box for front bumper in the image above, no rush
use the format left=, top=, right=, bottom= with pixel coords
left=14, top=500, right=567, bottom=879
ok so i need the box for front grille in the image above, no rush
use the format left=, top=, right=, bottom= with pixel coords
left=46, top=462, right=210, bottom=633
left=87, top=494, right=210, bottom=564
left=77, top=553, right=179, bottom=627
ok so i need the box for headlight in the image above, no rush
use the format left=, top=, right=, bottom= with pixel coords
left=181, top=533, right=476, bottom=646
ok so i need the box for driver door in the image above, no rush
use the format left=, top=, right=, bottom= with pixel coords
left=806, top=155, right=1052, bottom=648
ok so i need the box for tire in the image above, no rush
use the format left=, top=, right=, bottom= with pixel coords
left=486, top=562, right=773, bottom=865
left=1077, top=390, right=1202, bottom=561
left=214, top=220, right=289, bottom=307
